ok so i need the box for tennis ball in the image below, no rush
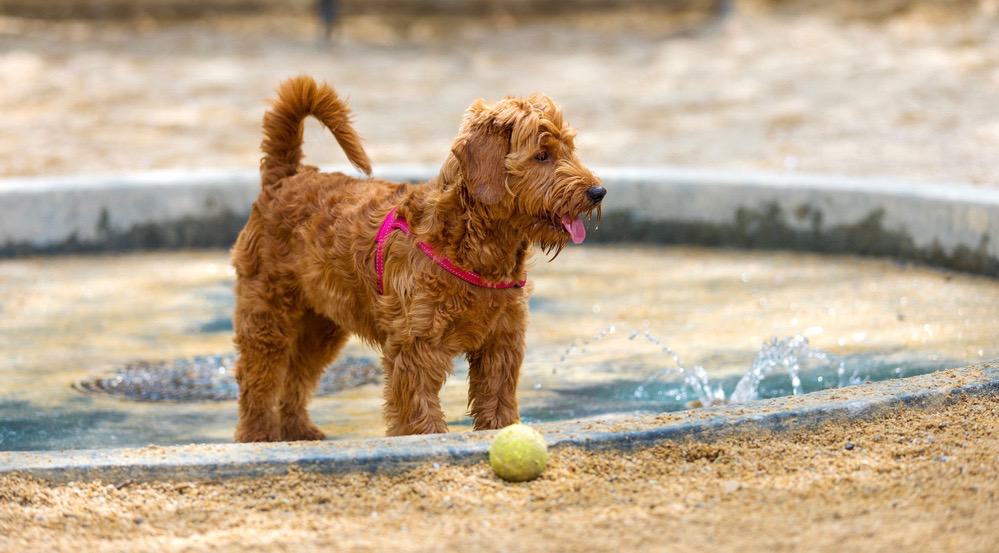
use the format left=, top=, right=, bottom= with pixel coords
left=489, top=423, right=549, bottom=482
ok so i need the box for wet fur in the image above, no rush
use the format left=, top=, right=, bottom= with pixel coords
left=232, top=76, right=601, bottom=441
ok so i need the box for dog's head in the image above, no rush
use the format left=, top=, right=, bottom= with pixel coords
left=449, top=95, right=605, bottom=256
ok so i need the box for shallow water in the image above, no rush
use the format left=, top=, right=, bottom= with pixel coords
left=1, top=246, right=997, bottom=451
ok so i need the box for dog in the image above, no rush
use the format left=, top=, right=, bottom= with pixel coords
left=232, top=76, right=605, bottom=441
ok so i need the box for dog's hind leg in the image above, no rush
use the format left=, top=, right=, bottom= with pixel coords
left=279, top=310, right=349, bottom=441
left=233, top=304, right=299, bottom=443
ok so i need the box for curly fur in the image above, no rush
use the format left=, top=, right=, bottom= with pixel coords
left=232, top=75, right=603, bottom=441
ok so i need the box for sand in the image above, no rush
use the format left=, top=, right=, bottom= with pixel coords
left=1, top=393, right=996, bottom=552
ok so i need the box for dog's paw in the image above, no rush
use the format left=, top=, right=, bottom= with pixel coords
left=234, top=424, right=282, bottom=443
left=281, top=420, right=327, bottom=441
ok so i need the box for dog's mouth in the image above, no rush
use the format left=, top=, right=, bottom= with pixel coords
left=538, top=206, right=601, bottom=246
left=559, top=215, right=587, bottom=244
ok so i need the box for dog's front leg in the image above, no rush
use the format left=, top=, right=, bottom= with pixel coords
left=467, top=306, right=525, bottom=431
left=234, top=358, right=285, bottom=442
left=382, top=339, right=453, bottom=436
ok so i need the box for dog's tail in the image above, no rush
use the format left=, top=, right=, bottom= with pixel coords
left=260, top=75, right=373, bottom=188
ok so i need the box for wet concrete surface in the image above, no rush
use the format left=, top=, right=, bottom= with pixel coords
left=1, top=247, right=997, bottom=451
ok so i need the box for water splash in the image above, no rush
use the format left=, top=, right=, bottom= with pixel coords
left=554, top=324, right=618, bottom=376
left=631, top=329, right=725, bottom=405
left=557, top=328, right=848, bottom=408
left=728, top=335, right=846, bottom=403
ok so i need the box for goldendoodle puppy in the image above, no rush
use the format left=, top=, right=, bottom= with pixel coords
left=233, top=76, right=605, bottom=441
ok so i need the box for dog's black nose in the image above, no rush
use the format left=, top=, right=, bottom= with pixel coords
left=586, top=186, right=607, bottom=204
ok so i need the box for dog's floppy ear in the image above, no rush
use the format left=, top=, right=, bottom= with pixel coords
left=452, top=122, right=510, bottom=205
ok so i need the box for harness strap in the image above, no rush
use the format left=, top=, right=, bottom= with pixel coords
left=374, top=207, right=527, bottom=294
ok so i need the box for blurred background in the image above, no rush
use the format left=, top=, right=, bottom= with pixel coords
left=1, top=0, right=998, bottom=184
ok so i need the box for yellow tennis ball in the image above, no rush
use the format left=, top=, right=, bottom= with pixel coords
left=488, top=423, right=549, bottom=482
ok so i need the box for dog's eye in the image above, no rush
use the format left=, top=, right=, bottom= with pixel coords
left=534, top=151, right=550, bottom=162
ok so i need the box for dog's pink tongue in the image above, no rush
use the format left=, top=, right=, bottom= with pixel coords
left=561, top=216, right=587, bottom=244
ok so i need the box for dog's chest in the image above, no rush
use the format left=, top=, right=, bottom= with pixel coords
left=436, top=292, right=523, bottom=350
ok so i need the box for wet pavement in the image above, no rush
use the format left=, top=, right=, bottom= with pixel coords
left=1, top=246, right=997, bottom=450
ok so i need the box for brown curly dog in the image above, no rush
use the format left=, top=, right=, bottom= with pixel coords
left=232, top=75, right=605, bottom=442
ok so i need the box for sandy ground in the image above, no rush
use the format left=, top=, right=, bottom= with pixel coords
left=1, top=393, right=996, bottom=552
left=2, top=7, right=999, bottom=184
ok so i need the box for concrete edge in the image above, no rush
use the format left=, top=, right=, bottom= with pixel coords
left=3, top=164, right=998, bottom=202
left=3, top=165, right=998, bottom=275
left=2, top=362, right=995, bottom=483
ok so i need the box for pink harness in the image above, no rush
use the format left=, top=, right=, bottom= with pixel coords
left=374, top=207, right=527, bottom=294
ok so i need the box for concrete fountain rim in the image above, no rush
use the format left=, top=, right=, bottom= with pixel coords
left=3, top=164, right=999, bottom=203
left=2, top=362, right=996, bottom=483
left=3, top=164, right=999, bottom=276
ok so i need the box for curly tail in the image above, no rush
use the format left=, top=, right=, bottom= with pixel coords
left=260, top=75, right=373, bottom=188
